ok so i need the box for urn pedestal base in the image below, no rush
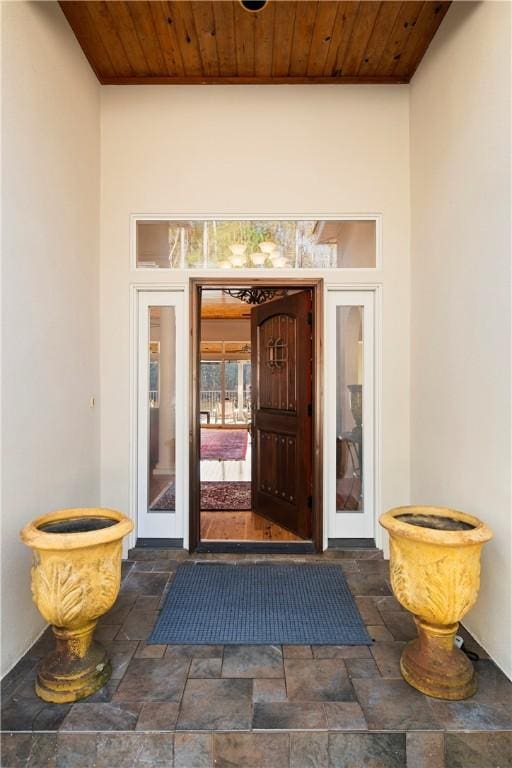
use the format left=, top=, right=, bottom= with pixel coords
left=35, top=622, right=112, bottom=704
left=400, top=619, right=476, bottom=700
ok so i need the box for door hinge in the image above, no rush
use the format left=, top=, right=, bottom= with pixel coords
left=307, top=311, right=313, bottom=326
left=307, top=495, right=313, bottom=509
left=307, top=403, right=313, bottom=417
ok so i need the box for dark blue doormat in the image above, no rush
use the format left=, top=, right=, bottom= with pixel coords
left=149, top=563, right=372, bottom=645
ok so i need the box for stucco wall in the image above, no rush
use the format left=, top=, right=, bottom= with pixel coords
left=1, top=1, right=100, bottom=676
left=410, top=1, right=512, bottom=676
left=2, top=0, right=510, bottom=684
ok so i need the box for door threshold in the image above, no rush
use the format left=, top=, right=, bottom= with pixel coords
left=196, top=541, right=315, bottom=554
left=328, top=538, right=376, bottom=549
left=136, top=538, right=184, bottom=549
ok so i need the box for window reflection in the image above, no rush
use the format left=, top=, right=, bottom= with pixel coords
left=336, top=306, right=364, bottom=512
left=148, top=307, right=176, bottom=511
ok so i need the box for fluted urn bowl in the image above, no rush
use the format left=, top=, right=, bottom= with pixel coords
left=379, top=506, right=492, bottom=700
left=20, top=507, right=133, bottom=703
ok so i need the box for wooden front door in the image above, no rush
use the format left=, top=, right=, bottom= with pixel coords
left=251, top=290, right=313, bottom=539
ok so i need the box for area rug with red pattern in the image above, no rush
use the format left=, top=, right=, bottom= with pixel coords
left=201, top=429, right=248, bottom=461
left=150, top=481, right=252, bottom=511
left=201, top=481, right=252, bottom=510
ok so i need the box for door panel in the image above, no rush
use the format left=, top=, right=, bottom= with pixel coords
left=251, top=290, right=313, bottom=539
left=258, top=314, right=297, bottom=411
left=257, top=432, right=298, bottom=504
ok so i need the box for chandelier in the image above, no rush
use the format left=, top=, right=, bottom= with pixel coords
left=219, top=240, right=289, bottom=269
left=222, top=288, right=287, bottom=305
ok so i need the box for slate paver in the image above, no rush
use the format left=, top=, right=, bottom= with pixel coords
left=290, top=733, right=329, bottom=768
left=222, top=645, right=284, bottom=678
left=444, top=732, right=512, bottom=768
left=213, top=733, right=290, bottom=768
left=285, top=659, right=355, bottom=702
left=113, top=657, right=189, bottom=703
left=352, top=678, right=441, bottom=731
left=174, top=733, right=212, bottom=768
left=328, top=732, right=406, bottom=767
left=406, top=732, right=445, bottom=768
left=252, top=702, right=327, bottom=730
left=59, top=702, right=141, bottom=732
left=176, top=679, right=253, bottom=730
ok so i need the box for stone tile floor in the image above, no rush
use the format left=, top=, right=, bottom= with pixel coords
left=1, top=549, right=511, bottom=767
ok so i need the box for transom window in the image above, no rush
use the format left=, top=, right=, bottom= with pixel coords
left=135, top=218, right=378, bottom=270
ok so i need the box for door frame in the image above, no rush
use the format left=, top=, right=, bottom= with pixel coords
left=189, top=277, right=324, bottom=552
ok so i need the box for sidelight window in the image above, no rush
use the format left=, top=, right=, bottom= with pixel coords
left=327, top=291, right=375, bottom=541
left=336, top=306, right=364, bottom=514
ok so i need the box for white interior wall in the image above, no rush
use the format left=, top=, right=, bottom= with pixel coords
left=410, top=1, right=512, bottom=677
left=99, top=86, right=411, bottom=548
left=1, top=2, right=100, bottom=677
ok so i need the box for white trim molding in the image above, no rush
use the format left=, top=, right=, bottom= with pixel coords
left=324, top=288, right=381, bottom=547
left=128, top=213, right=384, bottom=550
left=130, top=277, right=382, bottom=551
left=130, top=286, right=188, bottom=548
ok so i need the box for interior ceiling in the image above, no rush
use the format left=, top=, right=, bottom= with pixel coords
left=201, top=288, right=290, bottom=319
left=202, top=290, right=251, bottom=319
left=59, top=1, right=451, bottom=86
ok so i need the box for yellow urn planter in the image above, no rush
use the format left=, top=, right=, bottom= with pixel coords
left=379, top=505, right=492, bottom=701
left=20, top=507, right=133, bottom=704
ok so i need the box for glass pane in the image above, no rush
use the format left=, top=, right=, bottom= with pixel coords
left=243, top=361, right=252, bottom=422
left=200, top=361, right=222, bottom=424
left=336, top=306, right=364, bottom=513
left=148, top=306, right=176, bottom=511
left=136, top=219, right=376, bottom=269
left=224, top=360, right=251, bottom=424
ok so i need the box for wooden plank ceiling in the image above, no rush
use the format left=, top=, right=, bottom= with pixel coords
left=59, top=1, right=451, bottom=85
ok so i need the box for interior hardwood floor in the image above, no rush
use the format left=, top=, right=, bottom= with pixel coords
left=150, top=436, right=303, bottom=541
left=201, top=510, right=303, bottom=542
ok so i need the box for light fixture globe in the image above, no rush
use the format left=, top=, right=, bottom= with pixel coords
left=259, top=241, right=277, bottom=254
left=229, top=243, right=247, bottom=257
left=250, top=252, right=266, bottom=266
left=269, top=251, right=287, bottom=267
left=230, top=255, right=246, bottom=267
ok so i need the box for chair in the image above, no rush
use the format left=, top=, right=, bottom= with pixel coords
left=214, top=399, right=237, bottom=423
